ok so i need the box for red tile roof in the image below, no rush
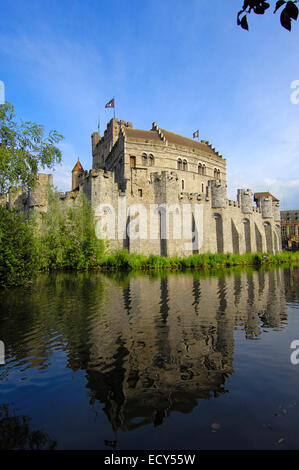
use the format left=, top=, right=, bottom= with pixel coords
left=254, top=192, right=279, bottom=202
left=123, top=128, right=161, bottom=141
left=123, top=127, right=222, bottom=158
left=72, top=158, right=84, bottom=172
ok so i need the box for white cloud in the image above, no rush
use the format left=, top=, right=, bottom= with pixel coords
left=52, top=164, right=72, bottom=193
left=50, top=141, right=80, bottom=192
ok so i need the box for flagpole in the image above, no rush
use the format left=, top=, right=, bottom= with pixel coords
left=113, top=96, right=115, bottom=119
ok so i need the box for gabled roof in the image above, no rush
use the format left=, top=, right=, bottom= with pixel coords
left=123, top=128, right=161, bottom=142
left=160, top=128, right=221, bottom=157
left=72, top=158, right=84, bottom=172
left=123, top=125, right=223, bottom=159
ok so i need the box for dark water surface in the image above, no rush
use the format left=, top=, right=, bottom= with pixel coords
left=1, top=266, right=299, bottom=450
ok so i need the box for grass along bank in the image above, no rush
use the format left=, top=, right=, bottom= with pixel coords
left=98, top=249, right=299, bottom=271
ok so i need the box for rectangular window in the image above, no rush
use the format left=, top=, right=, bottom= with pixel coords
left=130, top=156, right=136, bottom=168
left=138, top=189, right=143, bottom=197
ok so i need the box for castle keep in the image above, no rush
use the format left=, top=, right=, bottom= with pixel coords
left=4, top=118, right=282, bottom=256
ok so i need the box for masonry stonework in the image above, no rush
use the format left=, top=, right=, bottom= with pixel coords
left=4, top=118, right=282, bottom=255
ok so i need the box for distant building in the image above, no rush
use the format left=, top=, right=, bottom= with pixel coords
left=280, top=211, right=299, bottom=250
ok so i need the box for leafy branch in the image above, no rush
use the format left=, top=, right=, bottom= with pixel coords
left=237, top=1, right=299, bottom=31
left=0, top=102, right=64, bottom=193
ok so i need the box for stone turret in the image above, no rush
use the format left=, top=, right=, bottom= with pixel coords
left=272, top=200, right=281, bottom=222
left=260, top=197, right=273, bottom=218
left=237, top=189, right=253, bottom=214
left=29, top=174, right=53, bottom=210
left=92, top=118, right=133, bottom=170
left=72, top=158, right=84, bottom=191
left=254, top=193, right=276, bottom=219
left=210, top=180, right=227, bottom=208
left=91, top=132, right=101, bottom=154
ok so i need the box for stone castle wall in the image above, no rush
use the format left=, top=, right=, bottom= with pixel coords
left=3, top=117, right=282, bottom=255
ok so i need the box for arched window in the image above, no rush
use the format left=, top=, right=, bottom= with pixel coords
left=214, top=168, right=218, bottom=179
left=177, top=158, right=182, bottom=170
left=201, top=183, right=204, bottom=193
left=149, top=154, right=154, bottom=166
left=217, top=169, right=221, bottom=179
left=182, top=179, right=185, bottom=190
left=198, top=163, right=202, bottom=175
left=142, top=153, right=148, bottom=166
left=183, top=159, right=188, bottom=171
left=202, top=164, right=206, bottom=175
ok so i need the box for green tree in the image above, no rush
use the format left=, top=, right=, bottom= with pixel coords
left=0, top=206, right=37, bottom=288
left=238, top=1, right=298, bottom=31
left=37, top=188, right=106, bottom=270
left=0, top=102, right=63, bottom=194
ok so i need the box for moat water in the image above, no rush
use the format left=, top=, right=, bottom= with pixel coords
left=0, top=266, right=299, bottom=450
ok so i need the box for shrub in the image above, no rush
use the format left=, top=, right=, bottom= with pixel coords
left=36, top=189, right=106, bottom=270
left=0, top=206, right=37, bottom=287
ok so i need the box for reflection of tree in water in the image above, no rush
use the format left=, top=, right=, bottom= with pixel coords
left=0, top=404, right=56, bottom=450
left=0, top=272, right=105, bottom=371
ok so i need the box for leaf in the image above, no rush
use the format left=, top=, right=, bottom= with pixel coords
left=286, top=1, right=298, bottom=20
left=254, top=2, right=270, bottom=14
left=241, top=14, right=249, bottom=30
left=280, top=7, right=292, bottom=30
left=274, top=0, right=286, bottom=14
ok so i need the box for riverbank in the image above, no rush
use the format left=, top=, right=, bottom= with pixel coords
left=89, top=249, right=299, bottom=271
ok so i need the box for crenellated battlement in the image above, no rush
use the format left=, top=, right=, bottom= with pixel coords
left=201, top=140, right=223, bottom=158
left=151, top=122, right=167, bottom=143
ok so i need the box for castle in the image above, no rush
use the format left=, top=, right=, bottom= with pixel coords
left=3, top=118, right=282, bottom=256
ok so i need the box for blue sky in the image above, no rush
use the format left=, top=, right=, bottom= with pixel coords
left=1, top=0, right=299, bottom=209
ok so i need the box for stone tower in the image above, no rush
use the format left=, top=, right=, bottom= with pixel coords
left=237, top=189, right=253, bottom=214
left=72, top=158, right=84, bottom=191
left=210, top=180, right=227, bottom=208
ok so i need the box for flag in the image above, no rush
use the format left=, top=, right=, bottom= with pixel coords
left=193, top=129, right=199, bottom=139
left=105, top=98, right=115, bottom=108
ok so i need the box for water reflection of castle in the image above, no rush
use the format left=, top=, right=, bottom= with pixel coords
left=84, top=269, right=287, bottom=432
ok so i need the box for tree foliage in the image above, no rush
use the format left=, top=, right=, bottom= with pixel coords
left=238, top=0, right=298, bottom=31
left=0, top=206, right=37, bottom=288
left=0, top=404, right=56, bottom=450
left=36, top=188, right=106, bottom=271
left=0, top=102, right=63, bottom=194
